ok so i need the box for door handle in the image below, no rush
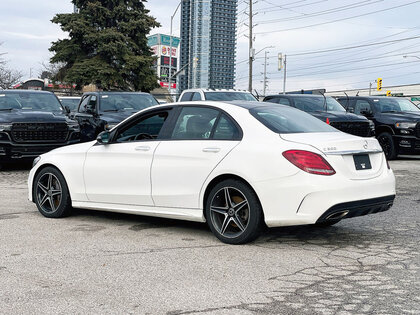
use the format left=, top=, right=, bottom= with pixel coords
left=135, top=146, right=151, bottom=151
left=203, top=147, right=221, bottom=153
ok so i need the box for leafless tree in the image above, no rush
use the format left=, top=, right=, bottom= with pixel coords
left=39, top=61, right=66, bottom=82
left=0, top=43, right=23, bottom=89
left=0, top=68, right=23, bottom=89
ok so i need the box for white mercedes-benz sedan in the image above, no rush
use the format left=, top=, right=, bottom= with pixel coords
left=28, top=101, right=396, bottom=244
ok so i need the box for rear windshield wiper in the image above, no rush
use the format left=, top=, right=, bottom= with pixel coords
left=0, top=108, right=15, bottom=111
left=102, top=109, right=119, bottom=112
left=381, top=110, right=399, bottom=113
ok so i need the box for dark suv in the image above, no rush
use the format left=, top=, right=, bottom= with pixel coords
left=72, top=92, right=159, bottom=142
left=263, top=94, right=375, bottom=137
left=337, top=96, right=420, bottom=159
left=0, top=90, right=80, bottom=166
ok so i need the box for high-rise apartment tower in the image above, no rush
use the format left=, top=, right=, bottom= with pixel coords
left=178, top=0, right=237, bottom=93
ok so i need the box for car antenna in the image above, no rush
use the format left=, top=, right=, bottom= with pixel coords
left=343, top=91, right=349, bottom=110
left=319, top=91, right=327, bottom=111
left=356, top=91, right=360, bottom=96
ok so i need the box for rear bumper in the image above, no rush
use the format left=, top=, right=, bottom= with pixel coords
left=255, top=164, right=395, bottom=228
left=316, top=195, right=395, bottom=223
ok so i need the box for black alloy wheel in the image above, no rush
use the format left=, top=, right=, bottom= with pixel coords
left=34, top=167, right=72, bottom=218
left=377, top=132, right=397, bottom=160
left=206, top=179, right=263, bottom=244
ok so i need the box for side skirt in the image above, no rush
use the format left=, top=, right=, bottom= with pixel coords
left=71, top=201, right=206, bottom=223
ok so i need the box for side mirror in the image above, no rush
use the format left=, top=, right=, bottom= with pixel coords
left=360, top=109, right=373, bottom=117
left=64, top=105, right=71, bottom=114
left=97, top=131, right=111, bottom=144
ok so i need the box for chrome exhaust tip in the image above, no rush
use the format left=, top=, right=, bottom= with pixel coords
left=325, top=210, right=349, bottom=221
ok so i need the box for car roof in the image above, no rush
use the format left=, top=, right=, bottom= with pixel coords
left=337, top=96, right=397, bottom=99
left=181, top=89, right=251, bottom=93
left=85, top=91, right=151, bottom=95
left=58, top=96, right=80, bottom=99
left=0, top=89, right=54, bottom=95
left=265, top=94, right=325, bottom=98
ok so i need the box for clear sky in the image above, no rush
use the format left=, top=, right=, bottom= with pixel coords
left=1, top=0, right=420, bottom=94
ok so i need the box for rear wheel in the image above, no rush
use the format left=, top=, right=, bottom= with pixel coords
left=205, top=179, right=263, bottom=244
left=377, top=132, right=397, bottom=160
left=33, top=167, right=72, bottom=218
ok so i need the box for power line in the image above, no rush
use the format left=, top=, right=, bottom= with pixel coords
left=287, top=35, right=420, bottom=57
left=288, top=50, right=420, bottom=72
left=255, top=1, right=420, bottom=34
left=257, top=0, right=383, bottom=25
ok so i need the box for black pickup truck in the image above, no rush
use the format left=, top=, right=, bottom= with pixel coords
left=71, top=91, right=159, bottom=142
left=0, top=90, right=80, bottom=166
left=263, top=94, right=375, bottom=137
left=337, top=96, right=420, bottom=159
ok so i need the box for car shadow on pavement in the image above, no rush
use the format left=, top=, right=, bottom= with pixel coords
left=70, top=208, right=382, bottom=246
left=71, top=208, right=210, bottom=234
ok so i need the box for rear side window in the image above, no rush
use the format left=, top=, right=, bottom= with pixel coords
left=171, top=107, right=219, bottom=139
left=250, top=106, right=338, bottom=134
left=191, top=92, right=202, bottom=101
left=213, top=115, right=240, bottom=140
left=180, top=92, right=193, bottom=102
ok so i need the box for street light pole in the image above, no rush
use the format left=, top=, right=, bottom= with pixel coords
left=263, top=51, right=268, bottom=97
left=283, top=54, right=287, bottom=94
left=248, top=0, right=253, bottom=92
left=169, top=2, right=181, bottom=96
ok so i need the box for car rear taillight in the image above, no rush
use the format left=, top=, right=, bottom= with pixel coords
left=326, top=118, right=330, bottom=125
left=282, top=150, right=336, bottom=176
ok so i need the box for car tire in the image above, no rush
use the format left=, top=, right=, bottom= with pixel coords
left=33, top=167, right=72, bottom=218
left=205, top=179, right=263, bottom=244
left=377, top=132, right=397, bottom=160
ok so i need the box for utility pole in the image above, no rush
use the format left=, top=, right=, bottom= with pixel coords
left=283, top=54, right=287, bottom=94
left=369, top=82, right=372, bottom=96
left=248, top=0, right=253, bottom=92
left=263, top=51, right=268, bottom=96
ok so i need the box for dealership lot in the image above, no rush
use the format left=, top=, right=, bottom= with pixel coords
left=0, top=158, right=419, bottom=314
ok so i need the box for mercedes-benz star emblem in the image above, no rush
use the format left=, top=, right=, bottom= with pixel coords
left=363, top=141, right=368, bottom=150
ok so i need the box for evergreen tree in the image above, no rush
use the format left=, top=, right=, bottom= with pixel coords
left=50, top=0, right=160, bottom=91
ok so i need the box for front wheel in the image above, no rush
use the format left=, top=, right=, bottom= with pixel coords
left=377, top=132, right=397, bottom=160
left=33, top=167, right=72, bottom=218
left=205, top=179, right=263, bottom=244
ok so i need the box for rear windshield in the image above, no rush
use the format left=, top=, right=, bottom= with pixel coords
left=99, top=93, right=158, bottom=112
left=293, top=96, right=345, bottom=112
left=204, top=92, right=257, bottom=101
left=0, top=92, right=63, bottom=112
left=250, top=105, right=339, bottom=134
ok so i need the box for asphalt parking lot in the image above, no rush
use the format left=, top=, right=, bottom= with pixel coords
left=0, top=158, right=419, bottom=315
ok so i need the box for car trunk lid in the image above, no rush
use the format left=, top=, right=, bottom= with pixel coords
left=280, top=132, right=385, bottom=179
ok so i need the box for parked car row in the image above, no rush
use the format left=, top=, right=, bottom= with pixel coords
left=1, top=88, right=419, bottom=168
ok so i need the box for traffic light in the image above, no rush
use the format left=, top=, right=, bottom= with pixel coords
left=386, top=90, right=391, bottom=97
left=377, top=78, right=382, bottom=91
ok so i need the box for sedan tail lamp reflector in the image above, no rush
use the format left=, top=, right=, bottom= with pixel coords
left=282, top=150, right=336, bottom=175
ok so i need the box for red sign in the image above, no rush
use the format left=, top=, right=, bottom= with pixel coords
left=159, top=82, right=176, bottom=89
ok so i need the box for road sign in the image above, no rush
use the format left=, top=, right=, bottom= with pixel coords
left=278, top=53, right=283, bottom=71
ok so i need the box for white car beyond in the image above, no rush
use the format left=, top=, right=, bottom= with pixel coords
left=28, top=101, right=396, bottom=244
